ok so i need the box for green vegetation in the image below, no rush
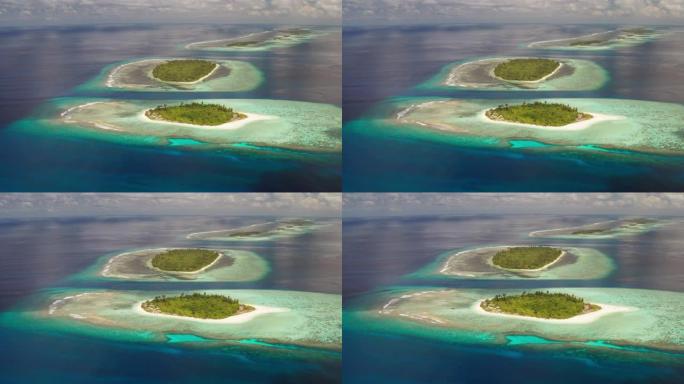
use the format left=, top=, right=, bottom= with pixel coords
left=226, top=41, right=260, bottom=47
left=152, top=60, right=217, bottom=82
left=151, top=249, right=219, bottom=272
left=145, top=102, right=245, bottom=126
left=571, top=229, right=606, bottom=235
left=569, top=39, right=605, bottom=46
left=142, top=293, right=252, bottom=319
left=228, top=230, right=263, bottom=237
left=621, top=28, right=654, bottom=35
left=481, top=291, right=600, bottom=319
left=493, top=58, right=560, bottom=81
left=486, top=101, right=591, bottom=127
left=492, top=246, right=563, bottom=269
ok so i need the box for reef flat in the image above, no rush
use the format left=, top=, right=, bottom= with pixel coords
left=187, top=219, right=321, bottom=241
left=391, top=97, right=684, bottom=155
left=1, top=288, right=341, bottom=350
left=350, top=287, right=684, bottom=354
left=423, top=57, right=607, bottom=91
left=30, top=98, right=341, bottom=153
left=80, top=58, right=263, bottom=92
left=186, top=28, right=324, bottom=52
left=530, top=218, right=664, bottom=239
left=75, top=248, right=268, bottom=282
left=415, top=245, right=614, bottom=280
left=529, top=28, right=664, bottom=50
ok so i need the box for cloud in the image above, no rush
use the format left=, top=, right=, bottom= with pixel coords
left=0, top=0, right=340, bottom=24
left=0, top=193, right=341, bottom=218
left=344, top=193, right=684, bottom=217
left=344, top=0, right=684, bottom=23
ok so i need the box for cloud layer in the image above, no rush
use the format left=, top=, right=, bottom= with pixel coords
left=0, top=0, right=340, bottom=24
left=344, top=193, right=684, bottom=217
left=344, top=0, right=684, bottom=23
left=0, top=193, right=341, bottom=217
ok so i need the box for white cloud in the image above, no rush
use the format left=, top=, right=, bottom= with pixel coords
left=344, top=193, right=684, bottom=217
left=0, top=193, right=341, bottom=218
left=0, top=0, right=340, bottom=24
left=344, top=0, right=684, bottom=23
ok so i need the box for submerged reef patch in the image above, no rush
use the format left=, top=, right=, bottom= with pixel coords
left=1, top=289, right=341, bottom=350
left=390, top=97, right=684, bottom=155
left=81, top=58, right=263, bottom=92
left=21, top=98, right=341, bottom=153
left=79, top=248, right=269, bottom=282
left=417, top=245, right=614, bottom=280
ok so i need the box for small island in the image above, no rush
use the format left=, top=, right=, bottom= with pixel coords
left=151, top=59, right=218, bottom=83
left=141, top=292, right=254, bottom=320
left=150, top=249, right=220, bottom=272
left=493, top=58, right=560, bottom=81
left=485, top=101, right=592, bottom=127
left=491, top=246, right=563, bottom=270
left=144, top=102, right=246, bottom=126
left=480, top=291, right=600, bottom=319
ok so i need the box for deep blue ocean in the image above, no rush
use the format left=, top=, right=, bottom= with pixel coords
left=0, top=24, right=341, bottom=191
left=343, top=24, right=684, bottom=191
left=0, top=215, right=341, bottom=383
left=343, top=215, right=684, bottom=383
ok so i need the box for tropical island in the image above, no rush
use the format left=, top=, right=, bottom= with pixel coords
left=491, top=246, right=563, bottom=270
left=141, top=292, right=254, bottom=320
left=493, top=58, right=561, bottom=81
left=150, top=249, right=220, bottom=272
left=480, top=291, right=600, bottom=319
left=187, top=219, right=319, bottom=241
left=485, top=101, right=592, bottom=127
left=151, top=59, right=218, bottom=83
left=188, top=28, right=320, bottom=51
left=529, top=27, right=662, bottom=50
left=144, top=102, right=246, bottom=126
left=530, top=218, right=662, bottom=238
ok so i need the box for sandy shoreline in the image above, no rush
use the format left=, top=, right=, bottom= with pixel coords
left=472, top=299, right=634, bottom=324
left=139, top=109, right=275, bottom=130
left=479, top=109, right=624, bottom=131
left=133, top=301, right=289, bottom=324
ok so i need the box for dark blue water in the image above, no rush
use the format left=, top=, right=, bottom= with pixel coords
left=0, top=215, right=341, bottom=383
left=343, top=24, right=684, bottom=191
left=0, top=24, right=341, bottom=191
left=343, top=215, right=684, bottom=383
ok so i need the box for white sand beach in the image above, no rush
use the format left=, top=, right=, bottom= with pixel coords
left=472, top=300, right=635, bottom=324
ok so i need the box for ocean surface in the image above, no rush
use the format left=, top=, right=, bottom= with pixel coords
left=343, top=24, right=684, bottom=191
left=343, top=215, right=684, bottom=383
left=0, top=24, right=341, bottom=191
left=0, top=215, right=341, bottom=383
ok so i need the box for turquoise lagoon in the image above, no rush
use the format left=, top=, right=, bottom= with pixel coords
left=72, top=248, right=269, bottom=282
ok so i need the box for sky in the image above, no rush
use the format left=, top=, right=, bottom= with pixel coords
left=344, top=193, right=684, bottom=217
left=344, top=0, right=684, bottom=25
left=0, top=193, right=341, bottom=218
left=0, top=0, right=341, bottom=26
